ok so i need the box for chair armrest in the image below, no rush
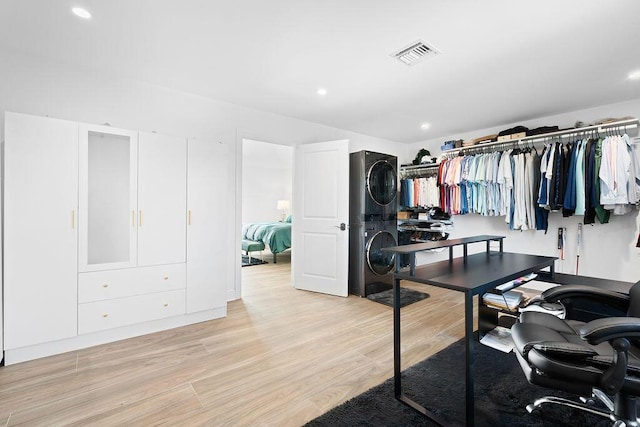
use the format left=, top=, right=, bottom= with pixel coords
left=540, top=285, right=629, bottom=309
left=532, top=341, right=597, bottom=358
left=580, top=317, right=640, bottom=345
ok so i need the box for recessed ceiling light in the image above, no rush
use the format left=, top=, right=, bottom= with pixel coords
left=72, top=7, right=91, bottom=19
left=628, top=70, right=640, bottom=80
left=421, top=123, right=431, bottom=130
left=317, top=88, right=327, bottom=96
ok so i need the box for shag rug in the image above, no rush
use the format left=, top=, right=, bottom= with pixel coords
left=305, top=336, right=612, bottom=426
left=367, top=288, right=429, bottom=308
left=241, top=255, right=268, bottom=267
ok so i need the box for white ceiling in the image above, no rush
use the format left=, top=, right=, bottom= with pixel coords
left=2, top=0, right=640, bottom=143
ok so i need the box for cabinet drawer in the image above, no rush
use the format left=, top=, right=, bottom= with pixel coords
left=78, top=289, right=186, bottom=334
left=78, top=264, right=186, bottom=303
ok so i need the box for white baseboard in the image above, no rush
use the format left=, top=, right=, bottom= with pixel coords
left=4, top=307, right=226, bottom=366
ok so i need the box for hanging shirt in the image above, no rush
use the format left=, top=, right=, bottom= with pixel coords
left=575, top=140, right=586, bottom=215
left=562, top=141, right=578, bottom=217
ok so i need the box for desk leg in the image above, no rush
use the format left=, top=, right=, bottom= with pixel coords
left=393, top=276, right=450, bottom=427
left=393, top=277, right=401, bottom=398
left=465, top=291, right=475, bottom=426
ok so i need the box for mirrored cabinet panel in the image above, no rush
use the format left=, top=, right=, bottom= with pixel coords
left=79, top=125, right=138, bottom=272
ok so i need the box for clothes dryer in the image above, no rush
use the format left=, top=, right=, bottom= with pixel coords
left=349, top=151, right=398, bottom=222
left=349, top=221, right=398, bottom=297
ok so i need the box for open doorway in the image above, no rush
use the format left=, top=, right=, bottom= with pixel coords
left=240, top=139, right=294, bottom=294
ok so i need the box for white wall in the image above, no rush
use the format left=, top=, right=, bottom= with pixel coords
left=0, top=47, right=401, bottom=300
left=242, top=139, right=293, bottom=224
left=408, top=98, right=640, bottom=282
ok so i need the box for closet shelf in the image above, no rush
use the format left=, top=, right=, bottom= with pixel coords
left=441, top=117, right=639, bottom=157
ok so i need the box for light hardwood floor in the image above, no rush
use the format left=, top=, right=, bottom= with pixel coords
left=0, top=257, right=467, bottom=426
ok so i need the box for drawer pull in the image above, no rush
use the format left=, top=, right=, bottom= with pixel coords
left=164, top=303, right=169, bottom=307
left=102, top=313, right=109, bottom=318
left=163, top=276, right=169, bottom=280
left=102, top=283, right=109, bottom=288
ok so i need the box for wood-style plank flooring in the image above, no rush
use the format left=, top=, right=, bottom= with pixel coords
left=0, top=255, right=467, bottom=426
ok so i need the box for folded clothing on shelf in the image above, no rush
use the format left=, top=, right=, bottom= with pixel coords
left=498, top=125, right=529, bottom=137
left=526, top=125, right=559, bottom=136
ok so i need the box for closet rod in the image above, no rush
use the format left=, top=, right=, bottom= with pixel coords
left=400, top=163, right=440, bottom=171
left=441, top=117, right=639, bottom=157
left=399, top=162, right=440, bottom=178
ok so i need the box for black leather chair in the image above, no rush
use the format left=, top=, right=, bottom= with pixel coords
left=511, top=280, right=640, bottom=426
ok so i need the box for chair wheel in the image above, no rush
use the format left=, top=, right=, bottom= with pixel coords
left=526, top=404, right=536, bottom=413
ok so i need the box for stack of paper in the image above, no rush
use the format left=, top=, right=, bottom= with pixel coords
left=480, top=326, right=514, bottom=353
left=495, top=272, right=538, bottom=292
left=482, top=290, right=523, bottom=311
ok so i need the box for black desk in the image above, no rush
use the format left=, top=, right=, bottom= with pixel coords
left=383, top=238, right=556, bottom=426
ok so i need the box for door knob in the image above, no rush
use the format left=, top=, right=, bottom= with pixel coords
left=335, top=223, right=347, bottom=231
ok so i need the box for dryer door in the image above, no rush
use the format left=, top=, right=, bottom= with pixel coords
left=366, top=160, right=397, bottom=206
left=366, top=230, right=397, bottom=275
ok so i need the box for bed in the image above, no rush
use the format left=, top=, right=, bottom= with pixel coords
left=242, top=218, right=292, bottom=263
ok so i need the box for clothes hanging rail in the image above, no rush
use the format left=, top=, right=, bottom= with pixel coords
left=399, top=162, right=440, bottom=178
left=441, top=118, right=639, bottom=158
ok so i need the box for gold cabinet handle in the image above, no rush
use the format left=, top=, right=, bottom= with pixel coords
left=188, top=210, right=191, bottom=225
left=71, top=210, right=75, bottom=229
left=102, top=283, right=108, bottom=288
left=139, top=210, right=143, bottom=227
left=102, top=313, right=109, bottom=318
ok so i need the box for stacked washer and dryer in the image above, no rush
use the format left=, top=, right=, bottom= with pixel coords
left=349, top=150, right=398, bottom=297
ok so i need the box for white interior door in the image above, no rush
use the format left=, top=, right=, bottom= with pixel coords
left=292, top=140, right=349, bottom=297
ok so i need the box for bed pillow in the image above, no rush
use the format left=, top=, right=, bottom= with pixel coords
left=285, top=214, right=292, bottom=223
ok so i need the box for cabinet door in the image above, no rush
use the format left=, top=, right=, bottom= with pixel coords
left=79, top=124, right=138, bottom=272
left=138, top=132, right=187, bottom=266
left=186, top=139, right=229, bottom=313
left=4, top=112, right=79, bottom=349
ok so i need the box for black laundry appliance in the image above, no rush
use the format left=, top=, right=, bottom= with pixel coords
left=349, top=150, right=398, bottom=222
left=349, top=150, right=399, bottom=297
left=349, top=221, right=398, bottom=297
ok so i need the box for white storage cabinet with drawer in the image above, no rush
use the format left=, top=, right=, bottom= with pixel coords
left=3, top=112, right=229, bottom=365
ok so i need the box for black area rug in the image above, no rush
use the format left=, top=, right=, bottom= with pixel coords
left=241, top=255, right=268, bottom=267
left=306, top=336, right=611, bottom=427
left=367, top=288, right=429, bottom=308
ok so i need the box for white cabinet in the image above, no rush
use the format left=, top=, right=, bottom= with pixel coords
left=78, top=264, right=186, bottom=303
left=78, top=289, right=186, bottom=334
left=3, top=112, right=227, bottom=365
left=79, top=128, right=187, bottom=271
left=79, top=124, right=138, bottom=272
left=138, top=132, right=187, bottom=266
left=4, top=112, right=79, bottom=349
left=186, top=139, right=229, bottom=313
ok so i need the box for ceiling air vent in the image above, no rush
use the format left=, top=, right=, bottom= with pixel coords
left=391, top=40, right=439, bottom=66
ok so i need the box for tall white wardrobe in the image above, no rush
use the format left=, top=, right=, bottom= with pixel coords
left=3, top=112, right=229, bottom=365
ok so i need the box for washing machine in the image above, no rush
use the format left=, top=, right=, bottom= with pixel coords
left=349, top=150, right=398, bottom=222
left=349, top=221, right=398, bottom=297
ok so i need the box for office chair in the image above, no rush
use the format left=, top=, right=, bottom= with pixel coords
left=511, top=280, right=640, bottom=426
